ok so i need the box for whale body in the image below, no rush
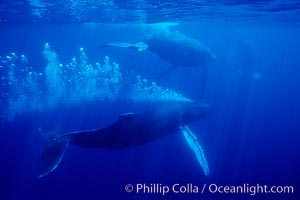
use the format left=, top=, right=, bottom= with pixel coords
left=103, top=30, right=216, bottom=71
left=39, top=101, right=210, bottom=177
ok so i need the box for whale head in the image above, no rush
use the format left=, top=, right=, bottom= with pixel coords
left=179, top=101, right=211, bottom=124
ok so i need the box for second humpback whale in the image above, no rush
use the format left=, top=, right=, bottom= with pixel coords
left=103, top=30, right=216, bottom=75
left=39, top=101, right=210, bottom=177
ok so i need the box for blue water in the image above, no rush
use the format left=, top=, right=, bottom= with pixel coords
left=0, top=1, right=300, bottom=200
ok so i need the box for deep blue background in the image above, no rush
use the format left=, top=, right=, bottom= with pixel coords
left=0, top=22, right=299, bottom=199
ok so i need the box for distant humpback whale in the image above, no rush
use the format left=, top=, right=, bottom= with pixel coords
left=102, top=30, right=216, bottom=75
left=39, top=101, right=210, bottom=177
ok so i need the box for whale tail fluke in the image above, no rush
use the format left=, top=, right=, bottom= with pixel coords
left=38, top=124, right=69, bottom=178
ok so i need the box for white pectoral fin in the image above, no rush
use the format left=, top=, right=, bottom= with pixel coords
left=180, top=125, right=209, bottom=176
left=133, top=42, right=148, bottom=51
left=119, top=112, right=136, bottom=120
left=103, top=42, right=148, bottom=52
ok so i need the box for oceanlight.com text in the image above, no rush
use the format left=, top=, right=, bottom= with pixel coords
left=208, top=183, right=294, bottom=196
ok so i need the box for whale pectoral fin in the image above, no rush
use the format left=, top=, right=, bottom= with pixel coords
left=101, top=42, right=148, bottom=52
left=133, top=42, right=148, bottom=51
left=119, top=112, right=137, bottom=120
left=180, top=125, right=209, bottom=176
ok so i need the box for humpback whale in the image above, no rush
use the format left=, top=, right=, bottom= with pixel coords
left=39, top=101, right=210, bottom=177
left=103, top=30, right=216, bottom=74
